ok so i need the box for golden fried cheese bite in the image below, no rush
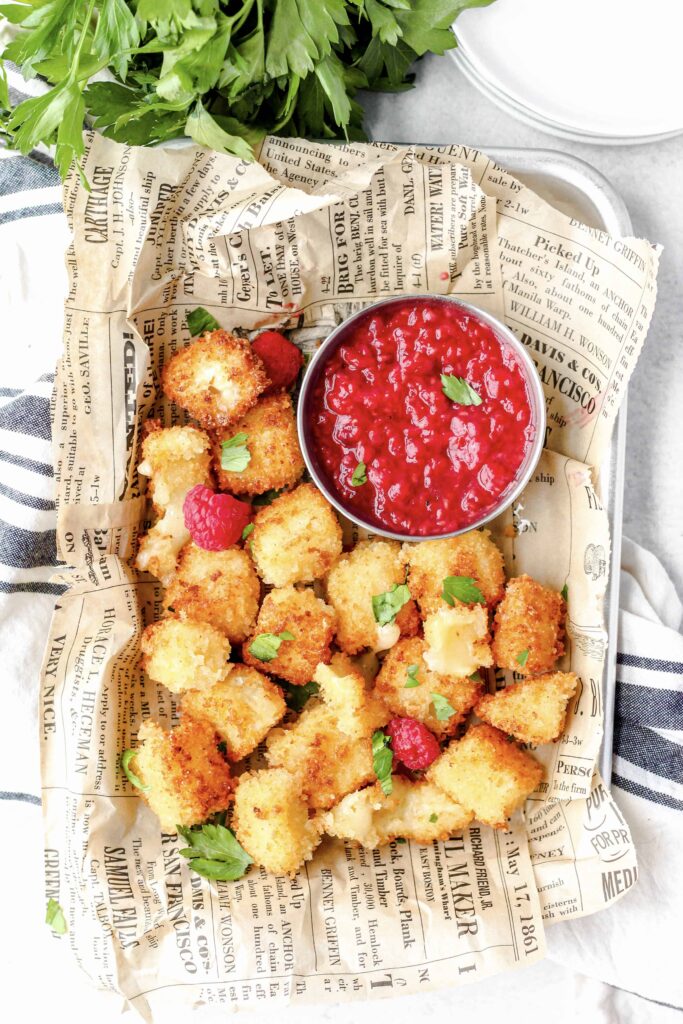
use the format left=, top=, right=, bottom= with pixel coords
left=243, top=585, right=335, bottom=685
left=325, top=539, right=420, bottom=655
left=401, top=530, right=505, bottom=616
left=422, top=604, right=493, bottom=678
left=266, top=701, right=384, bottom=809
left=136, top=424, right=213, bottom=585
left=250, top=483, right=343, bottom=587
left=165, top=542, right=260, bottom=643
left=322, top=778, right=473, bottom=849
left=213, top=393, right=304, bottom=495
left=182, top=664, right=286, bottom=761
left=476, top=672, right=579, bottom=746
left=232, top=768, right=322, bottom=876
left=132, top=715, right=234, bottom=830
left=428, top=723, right=543, bottom=829
left=313, top=654, right=388, bottom=738
left=492, top=574, right=566, bottom=676
left=376, top=637, right=483, bottom=738
left=162, top=330, right=268, bottom=429
left=141, top=617, right=232, bottom=693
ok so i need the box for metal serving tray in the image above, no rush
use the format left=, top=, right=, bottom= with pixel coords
left=486, top=148, right=629, bottom=785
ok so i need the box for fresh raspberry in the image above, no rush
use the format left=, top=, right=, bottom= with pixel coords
left=386, top=717, right=441, bottom=771
left=252, top=331, right=303, bottom=394
left=183, top=484, right=251, bottom=551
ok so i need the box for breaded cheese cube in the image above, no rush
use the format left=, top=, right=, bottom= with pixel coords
left=141, top=617, right=232, bottom=693
left=132, top=715, right=234, bottom=830
left=375, top=636, right=482, bottom=738
left=476, top=672, right=579, bottom=745
left=492, top=574, right=565, bottom=676
left=232, top=767, right=322, bottom=876
left=243, top=585, right=335, bottom=685
left=325, top=539, right=420, bottom=655
left=250, top=483, right=342, bottom=587
left=428, top=723, right=544, bottom=828
left=165, top=542, right=260, bottom=643
left=137, top=422, right=212, bottom=512
left=182, top=664, right=286, bottom=761
left=266, top=703, right=378, bottom=809
left=423, top=604, right=493, bottom=678
left=402, top=530, right=505, bottom=617
left=162, top=330, right=268, bottom=429
left=212, top=393, right=304, bottom=495
left=322, top=778, right=473, bottom=848
left=313, top=653, right=389, bottom=738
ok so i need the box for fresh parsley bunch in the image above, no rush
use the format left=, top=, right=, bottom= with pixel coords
left=0, top=0, right=494, bottom=181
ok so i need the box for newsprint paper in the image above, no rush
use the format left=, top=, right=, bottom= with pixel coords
left=42, top=133, right=657, bottom=1020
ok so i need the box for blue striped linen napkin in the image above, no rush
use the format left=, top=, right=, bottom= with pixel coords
left=0, top=140, right=680, bottom=1019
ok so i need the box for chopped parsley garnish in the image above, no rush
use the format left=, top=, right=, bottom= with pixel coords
left=121, top=749, right=149, bottom=792
left=442, top=575, right=486, bottom=606
left=45, top=898, right=67, bottom=935
left=187, top=307, right=220, bottom=336
left=516, top=649, right=529, bottom=667
left=431, top=692, right=456, bottom=721
left=221, top=432, right=251, bottom=472
left=252, top=488, right=282, bottom=506
left=282, top=680, right=319, bottom=713
left=351, top=461, right=367, bottom=486
left=248, top=631, right=294, bottom=662
left=178, top=822, right=252, bottom=882
left=429, top=813, right=439, bottom=824
left=561, top=584, right=569, bottom=602
left=404, top=663, right=421, bottom=688
left=372, top=730, right=393, bottom=796
left=242, top=523, right=254, bottom=540
left=469, top=671, right=482, bottom=682
left=372, top=583, right=411, bottom=627
left=441, top=374, right=483, bottom=406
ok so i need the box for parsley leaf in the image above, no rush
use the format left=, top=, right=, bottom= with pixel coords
left=121, top=748, right=149, bottom=791
left=516, top=649, right=529, bottom=667
left=469, top=671, right=482, bottom=682
left=221, top=432, right=251, bottom=472
left=252, top=488, right=282, bottom=506
left=45, top=898, right=67, bottom=935
left=431, top=691, right=456, bottom=721
left=404, top=663, right=421, bottom=688
left=241, top=523, right=254, bottom=541
left=351, top=461, right=367, bottom=486
left=187, top=307, right=219, bottom=336
left=441, top=374, right=483, bottom=406
left=429, top=812, right=439, bottom=823
left=561, top=584, right=569, bottom=602
left=186, top=98, right=254, bottom=162
left=372, top=583, right=411, bottom=627
left=372, top=729, right=393, bottom=796
left=442, top=575, right=486, bottom=606
left=177, top=822, right=252, bottom=881
left=282, top=680, right=319, bottom=713
left=248, top=631, right=294, bottom=662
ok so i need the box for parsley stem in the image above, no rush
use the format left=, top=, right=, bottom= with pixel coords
left=70, top=0, right=97, bottom=85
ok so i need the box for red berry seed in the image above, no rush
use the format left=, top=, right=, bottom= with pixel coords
left=252, top=331, right=303, bottom=394
left=386, top=717, right=441, bottom=771
left=183, top=484, right=251, bottom=551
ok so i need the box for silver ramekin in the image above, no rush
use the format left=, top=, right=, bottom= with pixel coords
left=297, top=294, right=545, bottom=541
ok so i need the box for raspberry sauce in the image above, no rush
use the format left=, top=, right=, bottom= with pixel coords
left=309, top=299, right=536, bottom=536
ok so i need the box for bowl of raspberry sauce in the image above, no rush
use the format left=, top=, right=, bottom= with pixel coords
left=297, top=295, right=545, bottom=540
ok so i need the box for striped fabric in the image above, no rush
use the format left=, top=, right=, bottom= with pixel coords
left=0, top=65, right=681, bottom=1015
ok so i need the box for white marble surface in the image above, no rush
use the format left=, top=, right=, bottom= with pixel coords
left=363, top=54, right=683, bottom=601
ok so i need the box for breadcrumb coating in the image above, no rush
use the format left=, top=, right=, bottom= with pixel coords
left=162, top=330, right=268, bottom=429
left=492, top=574, right=566, bottom=676
left=133, top=715, right=234, bottom=830
left=428, top=723, right=544, bottom=828
left=141, top=617, right=232, bottom=693
left=401, top=530, right=505, bottom=617
left=476, top=672, right=579, bottom=745
left=165, top=542, right=260, bottom=643
left=322, top=778, right=473, bottom=848
left=422, top=604, right=493, bottom=678
left=265, top=702, right=379, bottom=809
left=232, top=768, right=322, bottom=876
left=243, top=585, right=335, bottom=685
left=212, top=393, right=304, bottom=495
left=325, top=539, right=420, bottom=655
left=250, top=483, right=342, bottom=587
left=313, top=653, right=388, bottom=738
left=375, top=637, right=483, bottom=738
left=182, top=664, right=286, bottom=761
